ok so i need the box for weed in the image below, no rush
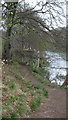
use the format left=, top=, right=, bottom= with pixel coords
left=3, top=88, right=8, bottom=92
left=33, top=84, right=41, bottom=89
left=11, top=96, right=16, bottom=102
left=43, top=90, right=48, bottom=98
left=2, top=117, right=11, bottom=120
left=30, top=95, right=42, bottom=111
left=17, top=102, right=27, bottom=116
left=11, top=111, right=17, bottom=119
left=13, top=59, right=19, bottom=66
left=36, top=74, right=45, bottom=83
left=8, top=80, right=16, bottom=89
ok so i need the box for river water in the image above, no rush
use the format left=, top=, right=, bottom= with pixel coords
left=45, top=51, right=68, bottom=86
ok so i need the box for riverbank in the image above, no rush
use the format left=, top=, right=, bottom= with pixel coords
left=2, top=61, right=66, bottom=119
left=30, top=86, right=66, bottom=118
left=21, top=64, right=66, bottom=118
left=2, top=63, right=48, bottom=118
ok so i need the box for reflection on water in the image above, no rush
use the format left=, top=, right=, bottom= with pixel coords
left=45, top=51, right=67, bottom=86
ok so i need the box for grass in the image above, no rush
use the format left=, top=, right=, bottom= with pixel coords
left=30, top=95, right=42, bottom=111
left=33, top=84, right=48, bottom=98
left=32, top=71, right=50, bottom=86
left=43, top=90, right=48, bottom=98
left=8, top=80, right=16, bottom=89
left=3, top=88, right=8, bottom=92
left=13, top=58, right=19, bottom=66
left=2, top=63, right=48, bottom=118
left=17, top=96, right=27, bottom=116
left=11, top=112, right=17, bottom=119
left=29, top=59, right=50, bottom=86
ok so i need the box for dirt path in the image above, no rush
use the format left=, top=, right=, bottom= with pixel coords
left=22, top=65, right=40, bottom=85
left=22, top=65, right=66, bottom=118
left=31, top=86, right=66, bottom=118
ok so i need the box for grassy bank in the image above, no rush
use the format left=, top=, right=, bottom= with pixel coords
left=2, top=62, right=48, bottom=119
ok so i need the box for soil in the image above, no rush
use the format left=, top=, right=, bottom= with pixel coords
left=22, top=65, right=66, bottom=118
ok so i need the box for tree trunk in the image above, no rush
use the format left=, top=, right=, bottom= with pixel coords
left=3, top=27, right=12, bottom=63
left=2, top=2, right=18, bottom=63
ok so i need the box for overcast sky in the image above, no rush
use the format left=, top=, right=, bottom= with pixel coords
left=24, top=0, right=66, bottom=28
left=1, top=0, right=66, bottom=28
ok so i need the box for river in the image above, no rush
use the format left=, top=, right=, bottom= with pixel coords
left=45, top=51, right=68, bottom=86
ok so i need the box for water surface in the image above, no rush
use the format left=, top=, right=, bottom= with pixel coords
left=45, top=51, right=67, bottom=86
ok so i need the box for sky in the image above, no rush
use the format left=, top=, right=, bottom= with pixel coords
left=24, top=0, right=66, bottom=28
left=0, top=0, right=66, bottom=28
